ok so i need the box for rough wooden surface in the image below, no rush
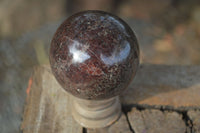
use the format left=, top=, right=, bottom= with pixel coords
left=188, top=110, right=200, bottom=133
left=122, top=64, right=200, bottom=108
left=21, top=65, right=82, bottom=133
left=21, top=64, right=200, bottom=133
left=128, top=108, right=186, bottom=133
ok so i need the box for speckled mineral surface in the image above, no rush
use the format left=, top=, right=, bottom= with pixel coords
left=49, top=11, right=139, bottom=100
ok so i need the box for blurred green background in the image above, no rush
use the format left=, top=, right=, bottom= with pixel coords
left=0, top=0, right=200, bottom=132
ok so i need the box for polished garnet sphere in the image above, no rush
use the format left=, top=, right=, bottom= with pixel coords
left=49, top=11, right=139, bottom=100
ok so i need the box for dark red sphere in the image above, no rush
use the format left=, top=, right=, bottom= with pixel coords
left=49, top=11, right=139, bottom=100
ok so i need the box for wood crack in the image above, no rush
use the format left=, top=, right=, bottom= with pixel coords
left=122, top=104, right=200, bottom=133
left=82, top=127, right=87, bottom=133
left=122, top=105, right=135, bottom=133
left=182, top=111, right=194, bottom=133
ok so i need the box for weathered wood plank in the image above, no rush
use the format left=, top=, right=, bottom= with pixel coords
left=128, top=108, right=186, bottom=133
left=121, top=64, right=200, bottom=108
left=21, top=65, right=82, bottom=133
left=21, top=64, right=200, bottom=132
left=87, top=113, right=132, bottom=133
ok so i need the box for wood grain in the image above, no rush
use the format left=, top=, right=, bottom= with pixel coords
left=128, top=108, right=186, bottom=133
left=121, top=64, right=200, bottom=108
left=21, top=65, right=82, bottom=133
left=21, top=64, right=200, bottom=133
